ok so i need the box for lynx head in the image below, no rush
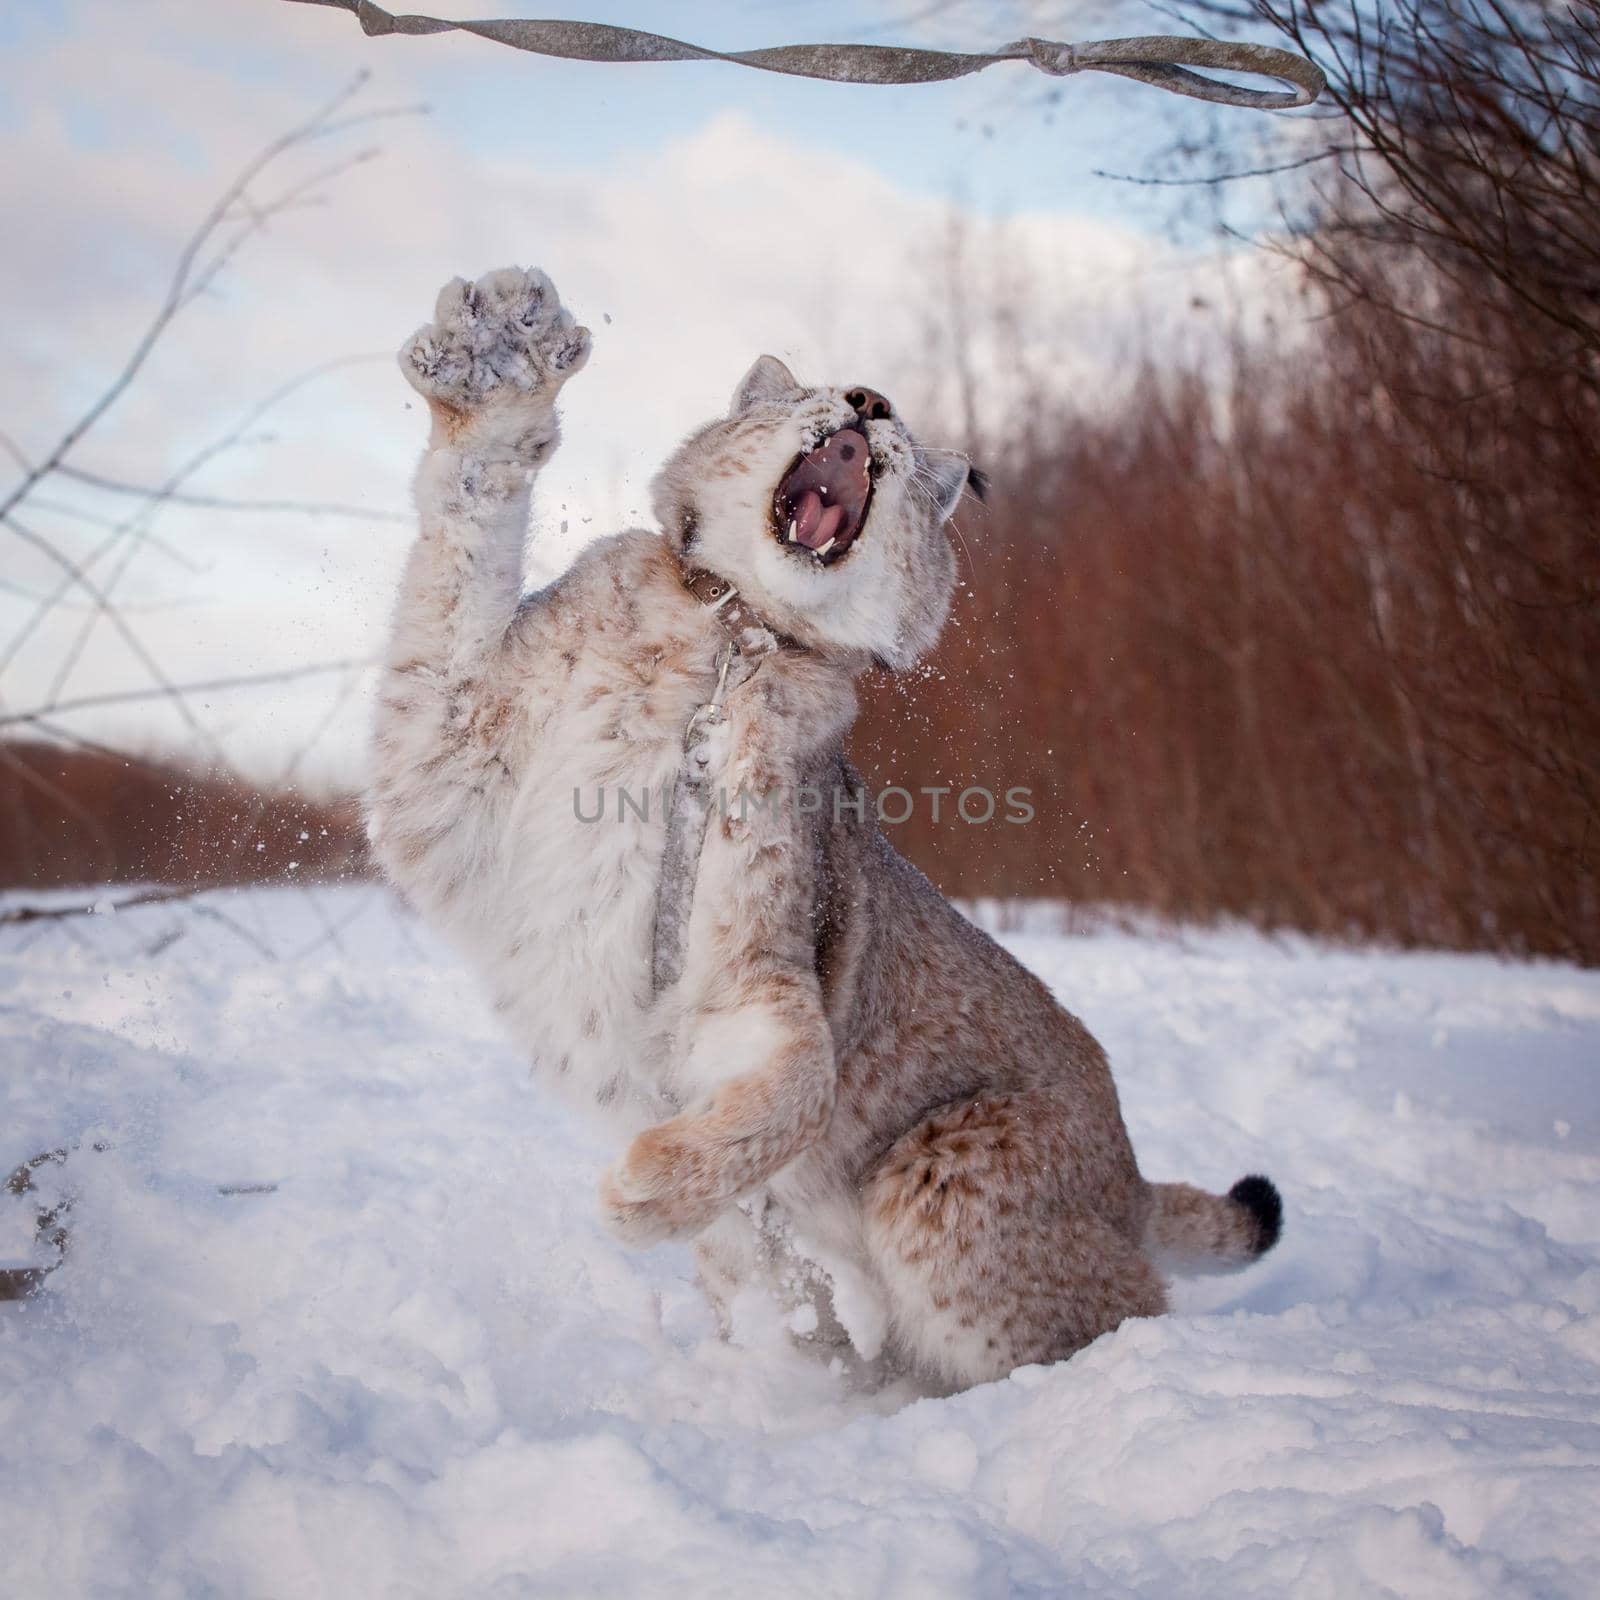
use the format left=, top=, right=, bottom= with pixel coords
left=651, top=355, right=981, bottom=669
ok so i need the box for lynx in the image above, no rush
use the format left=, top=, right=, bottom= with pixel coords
left=369, top=265, right=1281, bottom=1389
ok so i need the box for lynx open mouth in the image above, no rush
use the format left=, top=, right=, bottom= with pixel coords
left=773, top=426, right=873, bottom=565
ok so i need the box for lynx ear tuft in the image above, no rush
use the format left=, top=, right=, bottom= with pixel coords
left=921, top=450, right=976, bottom=522
left=730, top=355, right=799, bottom=416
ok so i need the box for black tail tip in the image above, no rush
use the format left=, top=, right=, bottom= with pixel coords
left=1229, top=1174, right=1283, bottom=1256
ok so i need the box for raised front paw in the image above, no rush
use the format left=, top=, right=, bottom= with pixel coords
left=400, top=265, right=591, bottom=423
left=598, top=1127, right=726, bottom=1249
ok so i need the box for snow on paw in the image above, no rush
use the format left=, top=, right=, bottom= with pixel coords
left=400, top=264, right=591, bottom=421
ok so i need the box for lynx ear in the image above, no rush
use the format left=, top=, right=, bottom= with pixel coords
left=921, top=450, right=976, bottom=522
left=730, top=354, right=799, bottom=416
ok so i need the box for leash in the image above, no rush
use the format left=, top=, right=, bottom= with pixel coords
left=649, top=567, right=790, bottom=996
left=284, top=2, right=1325, bottom=112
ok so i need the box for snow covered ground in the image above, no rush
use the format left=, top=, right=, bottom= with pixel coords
left=3, top=886, right=1598, bottom=1598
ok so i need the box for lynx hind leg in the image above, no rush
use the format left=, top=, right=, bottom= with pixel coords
left=862, top=1089, right=1167, bottom=1388
left=694, top=1200, right=852, bottom=1353
left=401, top=265, right=590, bottom=453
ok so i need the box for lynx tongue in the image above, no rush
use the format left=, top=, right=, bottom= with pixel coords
left=778, top=427, right=871, bottom=558
left=793, top=489, right=846, bottom=551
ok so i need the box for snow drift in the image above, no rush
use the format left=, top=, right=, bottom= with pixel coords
left=2, top=889, right=1597, bottom=1597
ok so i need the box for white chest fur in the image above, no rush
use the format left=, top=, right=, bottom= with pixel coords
left=379, top=579, right=732, bottom=1132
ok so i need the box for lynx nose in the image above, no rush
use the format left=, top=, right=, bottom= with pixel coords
left=844, top=386, right=893, bottom=423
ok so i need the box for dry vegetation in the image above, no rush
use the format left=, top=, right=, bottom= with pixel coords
left=0, top=741, right=364, bottom=892
left=854, top=0, right=1599, bottom=962
left=853, top=301, right=1598, bottom=959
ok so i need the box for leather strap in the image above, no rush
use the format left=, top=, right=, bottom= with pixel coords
left=679, top=564, right=794, bottom=658
left=285, top=2, right=1326, bottom=112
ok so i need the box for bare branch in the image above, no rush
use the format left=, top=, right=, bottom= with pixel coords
left=0, top=657, right=372, bottom=732
left=1094, top=146, right=1349, bottom=185
left=0, top=72, right=385, bottom=525
left=52, top=464, right=408, bottom=522
left=0, top=886, right=198, bottom=928
left=0, top=516, right=221, bottom=748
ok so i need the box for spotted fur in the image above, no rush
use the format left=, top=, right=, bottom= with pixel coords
left=370, top=265, right=1282, bottom=1390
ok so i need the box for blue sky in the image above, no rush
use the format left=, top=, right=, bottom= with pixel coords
left=0, top=0, right=1298, bottom=775
left=5, top=0, right=1237, bottom=225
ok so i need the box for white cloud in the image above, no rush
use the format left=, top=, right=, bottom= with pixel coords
left=0, top=0, right=1299, bottom=784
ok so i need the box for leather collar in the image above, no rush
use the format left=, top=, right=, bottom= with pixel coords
left=679, top=563, right=802, bottom=655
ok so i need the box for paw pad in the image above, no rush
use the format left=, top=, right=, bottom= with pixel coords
left=401, top=265, right=590, bottom=413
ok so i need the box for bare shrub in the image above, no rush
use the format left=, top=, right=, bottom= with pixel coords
left=849, top=0, right=1597, bottom=961
left=0, top=740, right=366, bottom=893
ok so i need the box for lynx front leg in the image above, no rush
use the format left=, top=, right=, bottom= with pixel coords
left=599, top=659, right=854, bottom=1247
left=599, top=983, right=837, bottom=1246
left=371, top=266, right=589, bottom=900
left=388, top=266, right=590, bottom=682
